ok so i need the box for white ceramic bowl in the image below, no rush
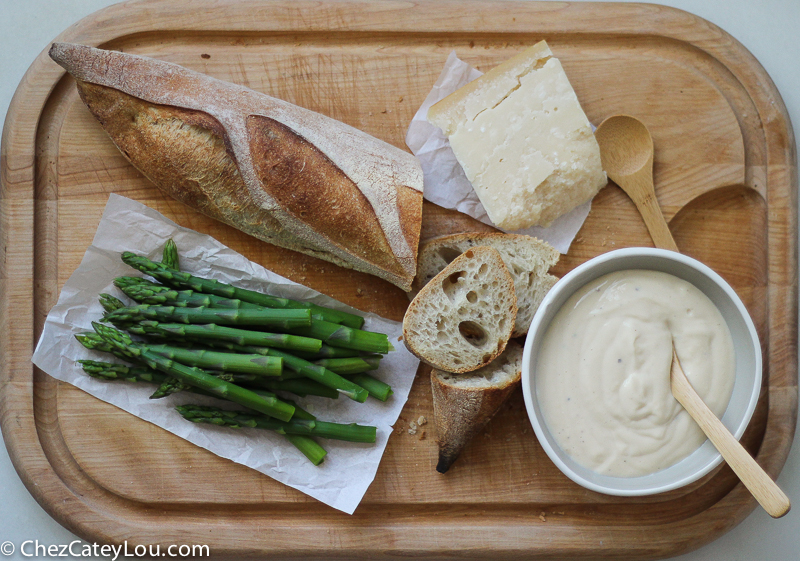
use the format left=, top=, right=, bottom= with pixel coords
left=521, top=248, right=762, bottom=496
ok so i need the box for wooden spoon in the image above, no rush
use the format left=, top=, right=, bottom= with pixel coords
left=670, top=348, right=790, bottom=518
left=595, top=115, right=679, bottom=252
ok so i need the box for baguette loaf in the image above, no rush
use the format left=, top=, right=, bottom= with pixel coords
left=412, top=233, right=559, bottom=336
left=49, top=43, right=423, bottom=291
left=403, top=246, right=516, bottom=373
left=432, top=340, right=523, bottom=473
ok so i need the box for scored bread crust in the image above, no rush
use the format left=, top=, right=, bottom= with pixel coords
left=402, top=246, right=517, bottom=373
left=49, top=43, right=423, bottom=291
left=412, top=232, right=559, bottom=336
left=431, top=340, right=523, bottom=473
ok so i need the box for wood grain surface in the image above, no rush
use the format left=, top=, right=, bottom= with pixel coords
left=0, top=0, right=796, bottom=559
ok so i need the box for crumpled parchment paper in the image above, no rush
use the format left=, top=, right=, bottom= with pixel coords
left=31, top=194, right=420, bottom=515
left=405, top=51, right=594, bottom=254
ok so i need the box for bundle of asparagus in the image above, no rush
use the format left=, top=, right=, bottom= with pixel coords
left=76, top=240, right=393, bottom=465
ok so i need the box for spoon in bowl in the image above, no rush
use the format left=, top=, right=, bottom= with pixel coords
left=595, top=115, right=679, bottom=252
left=670, top=348, right=790, bottom=518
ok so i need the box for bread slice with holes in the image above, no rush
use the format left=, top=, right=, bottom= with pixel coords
left=403, top=246, right=517, bottom=373
left=411, top=233, right=559, bottom=337
left=432, top=340, right=524, bottom=473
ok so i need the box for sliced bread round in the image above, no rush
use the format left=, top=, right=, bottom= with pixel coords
left=403, top=246, right=516, bottom=373
left=432, top=340, right=524, bottom=473
left=411, top=232, right=559, bottom=337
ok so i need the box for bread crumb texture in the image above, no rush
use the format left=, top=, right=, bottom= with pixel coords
left=413, top=233, right=558, bottom=336
left=403, top=246, right=516, bottom=373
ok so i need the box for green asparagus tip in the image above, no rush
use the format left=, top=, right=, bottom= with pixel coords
left=162, top=239, right=179, bottom=270
left=99, top=293, right=126, bottom=314
left=114, top=276, right=150, bottom=289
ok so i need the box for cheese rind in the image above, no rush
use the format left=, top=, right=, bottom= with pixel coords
left=428, top=41, right=607, bottom=229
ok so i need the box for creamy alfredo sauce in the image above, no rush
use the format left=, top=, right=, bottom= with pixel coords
left=536, top=270, right=735, bottom=477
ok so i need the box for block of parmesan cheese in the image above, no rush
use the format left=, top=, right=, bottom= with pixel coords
left=427, top=41, right=607, bottom=229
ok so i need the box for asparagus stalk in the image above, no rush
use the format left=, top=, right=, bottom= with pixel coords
left=164, top=372, right=336, bottom=399
left=225, top=345, right=394, bottom=401
left=348, top=374, right=393, bottom=402
left=253, top=378, right=340, bottom=399
left=314, top=356, right=382, bottom=375
left=292, top=345, right=361, bottom=360
left=288, top=320, right=393, bottom=354
left=105, top=304, right=312, bottom=331
left=115, top=280, right=389, bottom=353
left=199, top=341, right=370, bottom=403
left=91, top=323, right=296, bottom=421
left=121, top=252, right=364, bottom=328
left=283, top=435, right=326, bottom=465
left=176, top=405, right=377, bottom=443
left=78, top=359, right=324, bottom=464
left=117, top=278, right=252, bottom=309
left=145, top=344, right=283, bottom=377
left=123, top=320, right=322, bottom=353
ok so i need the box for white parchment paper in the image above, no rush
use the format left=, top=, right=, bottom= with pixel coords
left=405, top=51, right=593, bottom=254
left=31, top=194, right=419, bottom=515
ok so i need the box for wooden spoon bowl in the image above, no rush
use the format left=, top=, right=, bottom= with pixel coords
left=595, top=115, right=679, bottom=251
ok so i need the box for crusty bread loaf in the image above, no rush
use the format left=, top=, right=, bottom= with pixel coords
left=412, top=233, right=559, bottom=336
left=403, top=246, right=516, bottom=373
left=431, top=340, right=523, bottom=473
left=49, top=43, right=423, bottom=291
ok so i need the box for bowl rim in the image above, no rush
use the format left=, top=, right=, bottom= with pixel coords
left=521, top=247, right=762, bottom=496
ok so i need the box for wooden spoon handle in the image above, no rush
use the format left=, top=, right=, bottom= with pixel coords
left=624, top=170, right=679, bottom=252
left=671, top=352, right=790, bottom=518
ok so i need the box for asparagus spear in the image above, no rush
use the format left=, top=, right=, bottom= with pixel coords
left=117, top=278, right=255, bottom=309
left=283, top=436, right=326, bottom=465
left=90, top=320, right=373, bottom=402
left=76, top=332, right=135, bottom=362
left=309, top=357, right=391, bottom=401
left=121, top=252, right=364, bottom=328
left=116, top=280, right=390, bottom=354
left=253, top=378, right=340, bottom=399
left=161, top=239, right=179, bottom=270
left=288, top=320, right=393, bottom=354
left=236, top=360, right=391, bottom=402
left=99, top=293, right=127, bottom=314
left=177, top=405, right=377, bottom=443
left=292, top=345, right=361, bottom=360
left=79, top=361, right=319, bottom=422
left=78, top=360, right=325, bottom=464
left=105, top=304, right=312, bottom=331
left=145, top=344, right=283, bottom=377
left=78, top=354, right=191, bottom=399
left=198, top=341, right=370, bottom=403
left=203, top=343, right=393, bottom=401
left=122, top=320, right=322, bottom=353
left=78, top=359, right=166, bottom=383
left=314, top=356, right=382, bottom=375
left=225, top=389, right=326, bottom=464
left=348, top=374, right=393, bottom=402
left=150, top=376, right=190, bottom=398
left=90, top=323, right=296, bottom=422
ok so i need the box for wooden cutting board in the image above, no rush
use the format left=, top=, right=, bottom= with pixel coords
left=1, top=0, right=796, bottom=558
